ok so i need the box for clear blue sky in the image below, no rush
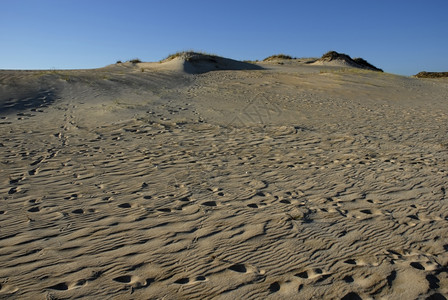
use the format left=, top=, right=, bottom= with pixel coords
left=1, top=0, right=447, bottom=75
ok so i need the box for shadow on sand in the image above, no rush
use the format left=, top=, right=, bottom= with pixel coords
left=0, top=89, right=57, bottom=114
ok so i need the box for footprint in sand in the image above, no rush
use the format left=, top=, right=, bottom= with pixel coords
left=28, top=206, right=40, bottom=213
left=295, top=271, right=309, bottom=279
left=47, top=282, right=69, bottom=291
left=295, top=268, right=331, bottom=282
left=113, top=275, right=132, bottom=283
left=174, top=277, right=190, bottom=284
left=113, top=275, right=154, bottom=288
left=386, top=270, right=397, bottom=286
left=344, top=259, right=357, bottom=265
left=347, top=208, right=383, bottom=219
left=426, top=274, right=440, bottom=289
left=71, top=208, right=84, bottom=214
left=409, top=261, right=439, bottom=271
left=195, top=276, right=206, bottom=282
left=341, top=292, right=362, bottom=300
left=9, top=176, right=24, bottom=185
left=157, top=208, right=171, bottom=213
left=343, top=258, right=377, bottom=267
left=8, top=187, right=17, bottom=194
left=268, top=281, right=281, bottom=293
left=28, top=168, right=39, bottom=175
left=410, top=262, right=426, bottom=270
left=228, top=263, right=247, bottom=273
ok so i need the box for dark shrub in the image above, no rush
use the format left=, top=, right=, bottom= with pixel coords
left=415, top=71, right=448, bottom=78
left=263, top=54, right=293, bottom=61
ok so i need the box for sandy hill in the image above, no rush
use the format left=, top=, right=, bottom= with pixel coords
left=137, top=51, right=263, bottom=74
left=1, top=54, right=448, bottom=299
left=312, top=51, right=383, bottom=72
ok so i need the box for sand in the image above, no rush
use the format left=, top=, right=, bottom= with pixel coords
left=1, top=56, right=448, bottom=299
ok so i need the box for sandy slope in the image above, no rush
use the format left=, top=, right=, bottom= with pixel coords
left=1, top=58, right=448, bottom=299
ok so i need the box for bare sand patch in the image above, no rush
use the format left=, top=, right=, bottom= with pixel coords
left=1, top=54, right=448, bottom=299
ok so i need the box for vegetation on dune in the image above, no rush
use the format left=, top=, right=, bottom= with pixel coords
left=161, top=51, right=218, bottom=62
left=352, top=57, right=383, bottom=72
left=115, top=51, right=383, bottom=73
left=158, top=51, right=262, bottom=73
left=162, top=51, right=190, bottom=61
left=129, top=58, right=142, bottom=64
left=263, top=54, right=294, bottom=61
left=321, top=51, right=351, bottom=61
left=320, top=51, right=383, bottom=72
left=415, top=71, right=448, bottom=78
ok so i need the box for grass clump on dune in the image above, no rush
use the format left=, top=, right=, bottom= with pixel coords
left=263, top=54, right=294, bottom=61
left=352, top=57, right=383, bottom=72
left=415, top=71, right=448, bottom=78
left=320, top=51, right=350, bottom=61
left=319, top=51, right=383, bottom=72
left=129, top=58, right=142, bottom=64
left=161, top=51, right=218, bottom=62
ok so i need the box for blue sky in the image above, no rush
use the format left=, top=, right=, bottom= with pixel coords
left=1, top=0, right=447, bottom=75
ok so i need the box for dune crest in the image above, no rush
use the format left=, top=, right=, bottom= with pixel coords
left=152, top=51, right=263, bottom=74
left=312, top=51, right=383, bottom=72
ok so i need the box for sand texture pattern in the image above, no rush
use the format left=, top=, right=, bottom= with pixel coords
left=1, top=58, right=448, bottom=299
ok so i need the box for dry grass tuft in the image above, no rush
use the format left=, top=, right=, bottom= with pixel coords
left=352, top=57, right=383, bottom=72
left=415, top=71, right=448, bottom=78
left=319, top=51, right=383, bottom=72
left=263, top=54, right=293, bottom=61
left=161, top=51, right=217, bottom=62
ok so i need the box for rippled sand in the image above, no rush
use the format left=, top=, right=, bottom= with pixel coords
left=1, top=59, right=448, bottom=299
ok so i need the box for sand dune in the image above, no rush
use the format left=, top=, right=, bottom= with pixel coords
left=1, top=54, right=448, bottom=299
left=311, top=51, right=383, bottom=72
left=136, top=51, right=263, bottom=74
